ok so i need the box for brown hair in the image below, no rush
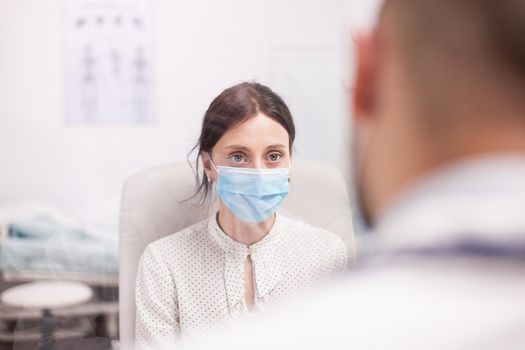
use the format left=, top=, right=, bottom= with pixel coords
left=380, top=0, right=525, bottom=123
left=186, top=82, right=295, bottom=204
left=383, top=0, right=525, bottom=76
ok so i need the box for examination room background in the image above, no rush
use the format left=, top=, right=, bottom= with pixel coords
left=0, top=0, right=380, bottom=218
left=0, top=1, right=381, bottom=348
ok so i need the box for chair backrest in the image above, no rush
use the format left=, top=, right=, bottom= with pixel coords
left=118, top=158, right=355, bottom=349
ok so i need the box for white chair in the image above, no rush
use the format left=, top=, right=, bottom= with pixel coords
left=118, top=159, right=355, bottom=349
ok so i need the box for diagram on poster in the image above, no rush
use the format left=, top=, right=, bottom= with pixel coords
left=64, top=0, right=153, bottom=124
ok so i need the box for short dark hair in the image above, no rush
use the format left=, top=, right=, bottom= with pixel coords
left=185, top=82, right=295, bottom=204
left=381, top=0, right=525, bottom=120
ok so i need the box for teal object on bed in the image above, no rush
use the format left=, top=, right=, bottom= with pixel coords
left=1, top=215, right=118, bottom=279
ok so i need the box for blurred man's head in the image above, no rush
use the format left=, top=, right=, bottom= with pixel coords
left=353, top=0, right=525, bottom=226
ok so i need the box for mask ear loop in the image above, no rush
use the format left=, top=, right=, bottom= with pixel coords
left=287, top=161, right=292, bottom=183
left=207, top=153, right=220, bottom=185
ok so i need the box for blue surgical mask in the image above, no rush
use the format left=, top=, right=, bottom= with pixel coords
left=210, top=160, right=290, bottom=223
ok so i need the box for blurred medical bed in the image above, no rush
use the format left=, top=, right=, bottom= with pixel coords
left=0, top=202, right=119, bottom=349
left=0, top=201, right=118, bottom=286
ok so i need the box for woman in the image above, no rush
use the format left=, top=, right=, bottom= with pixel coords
left=135, top=82, right=347, bottom=349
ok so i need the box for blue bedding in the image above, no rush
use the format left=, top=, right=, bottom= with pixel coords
left=1, top=215, right=118, bottom=279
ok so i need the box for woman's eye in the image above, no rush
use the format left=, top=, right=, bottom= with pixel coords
left=230, top=154, right=247, bottom=163
left=268, top=153, right=281, bottom=162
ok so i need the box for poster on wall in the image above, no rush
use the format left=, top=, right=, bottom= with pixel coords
left=64, top=0, right=153, bottom=124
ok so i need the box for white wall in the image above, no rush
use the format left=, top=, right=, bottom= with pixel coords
left=0, top=0, right=381, bottom=214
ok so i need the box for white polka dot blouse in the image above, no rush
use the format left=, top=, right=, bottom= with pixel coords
left=135, top=212, right=347, bottom=349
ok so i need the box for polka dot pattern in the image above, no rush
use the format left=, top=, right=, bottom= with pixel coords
left=135, top=212, right=347, bottom=349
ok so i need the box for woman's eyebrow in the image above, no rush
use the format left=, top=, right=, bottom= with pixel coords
left=224, top=145, right=251, bottom=151
left=265, top=144, right=287, bottom=150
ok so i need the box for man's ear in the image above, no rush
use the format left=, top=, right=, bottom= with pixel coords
left=352, top=31, right=379, bottom=122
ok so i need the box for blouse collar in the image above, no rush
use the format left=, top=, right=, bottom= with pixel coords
left=207, top=212, right=284, bottom=313
left=207, top=212, right=284, bottom=257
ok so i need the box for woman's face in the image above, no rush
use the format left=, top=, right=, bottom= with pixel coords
left=205, top=113, right=291, bottom=180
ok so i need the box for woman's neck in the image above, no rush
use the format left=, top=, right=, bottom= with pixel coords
left=217, top=203, right=275, bottom=246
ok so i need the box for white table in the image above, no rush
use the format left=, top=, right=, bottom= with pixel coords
left=1, top=281, right=93, bottom=350
left=1, top=281, right=92, bottom=309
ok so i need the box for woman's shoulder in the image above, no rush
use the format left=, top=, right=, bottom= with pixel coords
left=143, top=217, right=212, bottom=257
left=278, top=213, right=346, bottom=250
left=278, top=213, right=348, bottom=269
